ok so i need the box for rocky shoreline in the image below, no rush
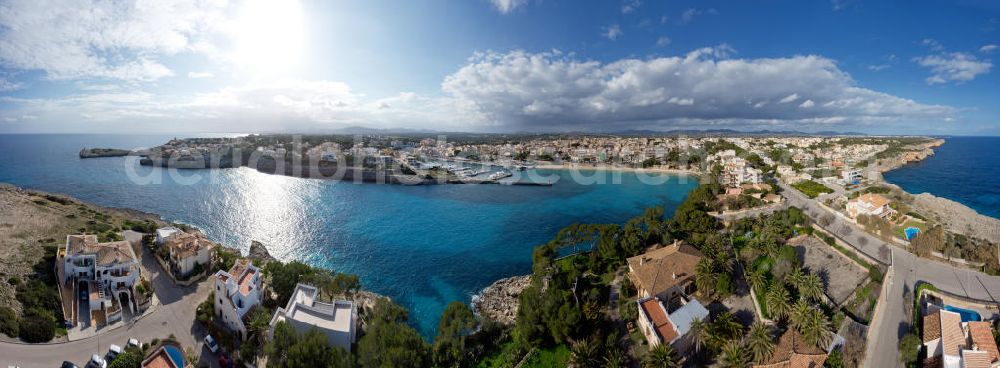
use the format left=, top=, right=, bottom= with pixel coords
left=471, top=275, right=531, bottom=325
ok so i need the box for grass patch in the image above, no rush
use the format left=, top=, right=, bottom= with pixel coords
left=791, top=180, right=835, bottom=199
left=523, top=345, right=570, bottom=368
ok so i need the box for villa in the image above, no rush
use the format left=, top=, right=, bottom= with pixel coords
left=269, top=283, right=358, bottom=352
left=636, top=296, right=709, bottom=353
left=841, top=168, right=863, bottom=184
left=62, top=234, right=140, bottom=324
left=155, top=226, right=182, bottom=245
left=626, top=240, right=703, bottom=303
left=162, top=231, right=214, bottom=277
left=753, top=330, right=829, bottom=368
left=846, top=193, right=895, bottom=220
left=922, top=308, right=1000, bottom=368
left=141, top=341, right=184, bottom=368
left=214, top=259, right=263, bottom=340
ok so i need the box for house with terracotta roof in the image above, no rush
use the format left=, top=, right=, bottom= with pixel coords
left=636, top=296, right=709, bottom=353
left=922, top=308, right=1000, bottom=368
left=846, top=193, right=894, bottom=220
left=269, top=283, right=358, bottom=352
left=214, top=258, right=263, bottom=340
left=62, top=234, right=140, bottom=323
left=141, top=341, right=184, bottom=368
left=752, top=329, right=828, bottom=368
left=626, top=240, right=703, bottom=303
left=162, top=231, right=214, bottom=277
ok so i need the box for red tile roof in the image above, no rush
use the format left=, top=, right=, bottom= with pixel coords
left=968, top=321, right=1000, bottom=362
left=639, top=298, right=678, bottom=343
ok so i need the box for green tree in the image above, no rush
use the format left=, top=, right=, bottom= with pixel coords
left=687, top=317, right=708, bottom=353
left=0, top=306, right=18, bottom=337
left=265, top=261, right=316, bottom=305
left=604, top=347, right=626, bottom=368
left=569, top=336, right=601, bottom=368
left=108, top=348, right=144, bottom=368
left=746, top=322, right=774, bottom=364
left=766, top=285, right=791, bottom=321
left=717, top=339, right=749, bottom=368
left=285, top=328, right=351, bottom=368
left=247, top=308, right=272, bottom=353
left=433, top=301, right=477, bottom=368
left=643, top=343, right=679, bottom=368
left=799, top=273, right=824, bottom=302
left=265, top=321, right=298, bottom=367
left=899, top=333, right=921, bottom=367
left=358, top=299, right=430, bottom=368
left=746, top=269, right=766, bottom=293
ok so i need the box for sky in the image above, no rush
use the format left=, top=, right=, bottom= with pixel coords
left=0, top=0, right=998, bottom=135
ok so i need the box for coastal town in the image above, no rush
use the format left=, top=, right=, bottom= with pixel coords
left=5, top=133, right=1000, bottom=368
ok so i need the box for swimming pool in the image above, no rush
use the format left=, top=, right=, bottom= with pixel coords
left=164, top=345, right=184, bottom=367
left=904, top=227, right=921, bottom=241
left=945, top=305, right=982, bottom=322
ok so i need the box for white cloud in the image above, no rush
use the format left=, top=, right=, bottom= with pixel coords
left=779, top=93, right=800, bottom=104
left=680, top=8, right=716, bottom=25
left=490, top=0, right=528, bottom=14
left=867, top=64, right=890, bottom=71
left=187, top=71, right=215, bottom=79
left=0, top=0, right=230, bottom=81
left=831, top=0, right=849, bottom=10
left=922, top=38, right=945, bottom=51
left=440, top=48, right=954, bottom=130
left=0, top=78, right=22, bottom=92
left=622, top=0, right=642, bottom=14
left=980, top=44, right=998, bottom=53
left=656, top=37, right=672, bottom=47
left=914, top=52, right=992, bottom=84
left=603, top=25, right=623, bottom=41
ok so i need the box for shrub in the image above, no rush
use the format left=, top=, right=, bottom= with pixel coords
left=19, top=311, right=55, bottom=343
left=0, top=306, right=18, bottom=337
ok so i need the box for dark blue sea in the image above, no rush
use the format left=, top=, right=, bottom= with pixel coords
left=883, top=136, right=1000, bottom=220
left=0, top=134, right=699, bottom=336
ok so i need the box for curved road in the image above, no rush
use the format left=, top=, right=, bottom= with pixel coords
left=778, top=182, right=1000, bottom=368
left=1, top=248, right=215, bottom=367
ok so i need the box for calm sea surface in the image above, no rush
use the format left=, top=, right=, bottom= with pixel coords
left=0, top=134, right=699, bottom=336
left=883, top=136, right=1000, bottom=220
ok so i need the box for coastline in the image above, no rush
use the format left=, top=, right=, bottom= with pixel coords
left=877, top=138, right=1000, bottom=243
left=534, top=163, right=701, bottom=176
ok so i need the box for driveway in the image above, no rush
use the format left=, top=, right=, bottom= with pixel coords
left=778, top=181, right=1000, bottom=367
left=0, top=247, right=216, bottom=367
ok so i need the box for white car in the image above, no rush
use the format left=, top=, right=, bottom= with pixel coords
left=204, top=335, right=219, bottom=354
left=106, top=344, right=123, bottom=362
left=86, top=354, right=106, bottom=368
left=127, top=338, right=140, bottom=349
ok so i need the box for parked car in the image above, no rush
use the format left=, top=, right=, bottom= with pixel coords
left=127, top=338, right=140, bottom=349
left=60, top=362, right=78, bottom=368
left=86, top=354, right=106, bottom=368
left=204, top=335, right=219, bottom=354
left=105, top=344, right=122, bottom=362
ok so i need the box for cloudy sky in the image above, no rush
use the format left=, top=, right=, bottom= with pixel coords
left=0, top=0, right=998, bottom=134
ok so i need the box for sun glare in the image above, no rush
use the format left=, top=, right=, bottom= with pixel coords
left=233, top=0, right=306, bottom=76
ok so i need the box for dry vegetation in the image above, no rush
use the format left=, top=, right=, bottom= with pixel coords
left=0, top=184, right=163, bottom=313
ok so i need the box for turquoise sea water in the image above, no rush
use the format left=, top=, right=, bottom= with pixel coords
left=0, top=134, right=699, bottom=336
left=883, top=136, right=1000, bottom=220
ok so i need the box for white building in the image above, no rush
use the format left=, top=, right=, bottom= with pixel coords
left=269, top=283, right=357, bottom=352
left=63, top=234, right=140, bottom=322
left=214, top=259, right=263, bottom=340
left=155, top=227, right=182, bottom=245
left=636, top=296, right=709, bottom=353
left=846, top=193, right=894, bottom=220
left=162, top=231, right=214, bottom=277
left=841, top=168, right=863, bottom=184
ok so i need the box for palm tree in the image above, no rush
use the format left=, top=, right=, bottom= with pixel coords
left=246, top=308, right=272, bottom=357
left=603, top=347, right=626, bottom=368
left=765, top=285, right=791, bottom=321
left=643, top=343, right=679, bottom=368
left=798, top=308, right=833, bottom=349
left=687, top=317, right=709, bottom=353
left=785, top=267, right=805, bottom=290
left=745, top=322, right=775, bottom=364
left=790, top=299, right=812, bottom=333
left=712, top=311, right=745, bottom=343
left=717, top=339, right=749, bottom=368
left=799, top=273, right=824, bottom=302
left=570, top=336, right=601, bottom=368
left=695, top=259, right=717, bottom=298
left=746, top=269, right=766, bottom=293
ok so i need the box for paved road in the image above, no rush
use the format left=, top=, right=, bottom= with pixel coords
left=1, top=248, right=216, bottom=367
left=778, top=182, right=1000, bottom=367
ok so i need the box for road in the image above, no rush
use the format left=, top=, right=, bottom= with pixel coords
left=1, top=247, right=216, bottom=367
left=777, top=181, right=1000, bottom=368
